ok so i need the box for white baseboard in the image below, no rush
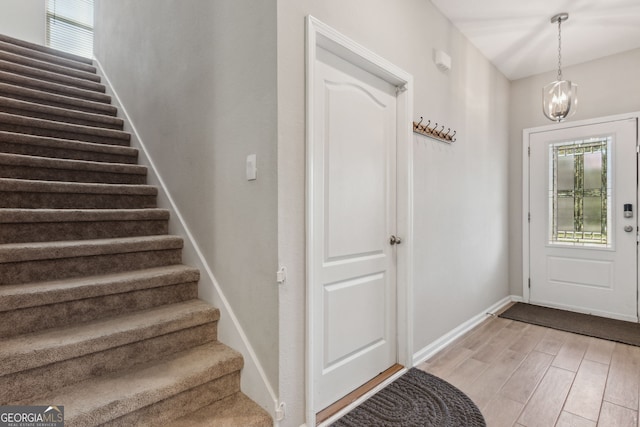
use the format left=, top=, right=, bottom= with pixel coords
left=412, top=295, right=518, bottom=366
left=93, top=58, right=278, bottom=424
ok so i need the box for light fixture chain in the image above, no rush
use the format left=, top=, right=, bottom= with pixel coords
left=557, top=17, right=562, bottom=81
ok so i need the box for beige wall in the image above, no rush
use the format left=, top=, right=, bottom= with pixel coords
left=0, top=0, right=45, bottom=45
left=277, top=1, right=511, bottom=423
left=508, top=48, right=640, bottom=297
left=93, top=0, right=279, bottom=396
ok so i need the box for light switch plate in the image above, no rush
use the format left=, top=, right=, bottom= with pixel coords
left=246, top=154, right=257, bottom=181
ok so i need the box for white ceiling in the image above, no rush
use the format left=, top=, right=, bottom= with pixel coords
left=430, top=0, right=640, bottom=80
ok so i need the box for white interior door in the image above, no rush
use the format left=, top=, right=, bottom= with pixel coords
left=528, top=118, right=638, bottom=321
left=311, top=45, right=398, bottom=411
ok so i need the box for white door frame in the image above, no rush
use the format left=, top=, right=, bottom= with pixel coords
left=305, top=15, right=414, bottom=425
left=522, top=111, right=640, bottom=308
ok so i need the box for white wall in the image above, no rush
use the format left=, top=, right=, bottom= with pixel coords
left=277, top=1, right=510, bottom=424
left=0, top=0, right=46, bottom=45
left=93, top=0, right=279, bottom=397
left=508, top=48, right=640, bottom=296
left=92, top=1, right=513, bottom=424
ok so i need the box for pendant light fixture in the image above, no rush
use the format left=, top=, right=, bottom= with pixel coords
left=542, top=13, right=577, bottom=122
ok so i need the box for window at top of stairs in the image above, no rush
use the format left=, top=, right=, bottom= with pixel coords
left=46, top=0, right=94, bottom=58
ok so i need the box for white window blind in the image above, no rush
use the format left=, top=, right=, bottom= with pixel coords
left=46, top=0, right=94, bottom=58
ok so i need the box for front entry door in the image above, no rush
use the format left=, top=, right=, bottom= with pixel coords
left=310, top=45, right=399, bottom=411
left=528, top=118, right=638, bottom=321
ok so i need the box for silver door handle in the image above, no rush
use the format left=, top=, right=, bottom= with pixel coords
left=624, top=225, right=634, bottom=232
left=390, top=235, right=402, bottom=245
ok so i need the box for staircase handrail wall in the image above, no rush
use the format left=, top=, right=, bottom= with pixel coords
left=93, top=57, right=279, bottom=425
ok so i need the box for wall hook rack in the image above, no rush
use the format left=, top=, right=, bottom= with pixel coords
left=412, top=117, right=456, bottom=143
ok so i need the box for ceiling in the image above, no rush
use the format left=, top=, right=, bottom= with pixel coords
left=430, top=0, right=640, bottom=80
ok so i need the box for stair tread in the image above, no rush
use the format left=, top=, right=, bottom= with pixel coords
left=0, top=177, right=156, bottom=194
left=0, top=58, right=105, bottom=92
left=0, top=82, right=117, bottom=115
left=0, top=34, right=94, bottom=66
left=0, top=130, right=137, bottom=157
left=0, top=112, right=130, bottom=141
left=172, top=392, right=272, bottom=427
left=0, top=70, right=108, bottom=103
left=22, top=341, right=242, bottom=427
left=0, top=300, right=219, bottom=376
left=0, top=264, right=198, bottom=311
left=0, top=152, right=145, bottom=175
left=0, top=235, right=182, bottom=263
left=0, top=96, right=123, bottom=127
left=0, top=207, right=169, bottom=222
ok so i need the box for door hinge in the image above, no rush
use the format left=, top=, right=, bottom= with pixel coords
left=528, top=146, right=531, bottom=156
left=276, top=266, right=287, bottom=285
left=528, top=212, right=531, bottom=222
left=528, top=278, right=531, bottom=289
left=275, top=401, right=286, bottom=421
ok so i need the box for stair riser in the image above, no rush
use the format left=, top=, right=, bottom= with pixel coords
left=173, top=393, right=272, bottom=427
left=0, top=164, right=146, bottom=185
left=0, top=50, right=100, bottom=83
left=0, top=89, right=117, bottom=116
left=0, top=249, right=181, bottom=285
left=0, top=192, right=156, bottom=209
left=0, top=104, right=123, bottom=130
left=0, top=123, right=130, bottom=146
left=0, top=60, right=105, bottom=93
left=0, top=140, right=138, bottom=164
left=0, top=266, right=199, bottom=312
left=0, top=72, right=109, bottom=104
left=2, top=323, right=217, bottom=403
left=0, top=219, right=168, bottom=244
left=0, top=282, right=198, bottom=337
left=98, top=372, right=240, bottom=427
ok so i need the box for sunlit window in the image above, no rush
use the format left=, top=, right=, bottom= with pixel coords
left=46, top=0, right=94, bottom=58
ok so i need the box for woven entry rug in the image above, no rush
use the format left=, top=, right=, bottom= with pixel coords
left=500, top=302, right=640, bottom=347
left=331, top=368, right=486, bottom=427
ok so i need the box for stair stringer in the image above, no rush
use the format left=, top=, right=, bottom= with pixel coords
left=93, top=57, right=280, bottom=425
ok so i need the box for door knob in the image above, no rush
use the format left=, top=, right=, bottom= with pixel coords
left=389, top=235, right=402, bottom=245
left=624, top=225, right=634, bottom=232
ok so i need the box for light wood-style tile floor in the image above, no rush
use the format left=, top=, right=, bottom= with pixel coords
left=417, top=314, right=640, bottom=427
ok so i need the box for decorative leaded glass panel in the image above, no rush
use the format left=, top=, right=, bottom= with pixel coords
left=549, top=137, right=611, bottom=246
left=557, top=155, right=575, bottom=191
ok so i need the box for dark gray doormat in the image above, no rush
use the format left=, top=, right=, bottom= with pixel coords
left=500, top=303, right=640, bottom=347
left=331, top=368, right=486, bottom=426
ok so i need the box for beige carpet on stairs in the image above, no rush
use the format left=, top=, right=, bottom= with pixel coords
left=0, top=32, right=271, bottom=426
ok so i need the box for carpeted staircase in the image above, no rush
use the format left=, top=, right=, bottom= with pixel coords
left=0, top=33, right=272, bottom=427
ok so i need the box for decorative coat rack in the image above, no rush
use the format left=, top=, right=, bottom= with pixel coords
left=413, top=117, right=456, bottom=143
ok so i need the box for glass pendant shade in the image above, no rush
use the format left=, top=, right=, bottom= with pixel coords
left=543, top=79, right=577, bottom=122
left=542, top=12, right=577, bottom=122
